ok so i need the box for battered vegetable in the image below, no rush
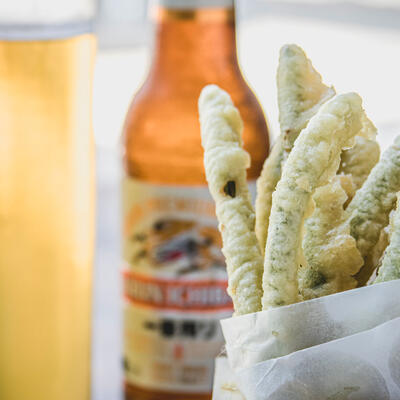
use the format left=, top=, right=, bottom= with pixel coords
left=346, top=136, right=400, bottom=285
left=262, top=93, right=364, bottom=309
left=198, top=84, right=264, bottom=315
left=300, top=115, right=378, bottom=297
left=255, top=135, right=285, bottom=254
left=300, top=178, right=363, bottom=300
left=338, top=173, right=357, bottom=204
left=255, top=44, right=335, bottom=253
left=375, top=195, right=400, bottom=283
left=339, top=136, right=380, bottom=193
left=278, top=44, right=335, bottom=152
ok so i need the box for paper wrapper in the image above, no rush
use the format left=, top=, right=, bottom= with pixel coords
left=213, top=280, right=400, bottom=400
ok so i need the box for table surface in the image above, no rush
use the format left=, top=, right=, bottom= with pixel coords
left=92, top=148, right=124, bottom=400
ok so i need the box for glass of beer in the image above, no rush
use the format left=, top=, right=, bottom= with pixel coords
left=0, top=2, right=96, bottom=399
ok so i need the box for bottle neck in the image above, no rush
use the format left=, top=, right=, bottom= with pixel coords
left=148, top=1, right=238, bottom=82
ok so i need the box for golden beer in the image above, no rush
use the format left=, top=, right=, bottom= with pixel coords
left=0, top=35, right=95, bottom=400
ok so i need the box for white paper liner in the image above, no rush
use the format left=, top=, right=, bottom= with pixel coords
left=212, top=357, right=244, bottom=400
left=214, top=279, right=400, bottom=400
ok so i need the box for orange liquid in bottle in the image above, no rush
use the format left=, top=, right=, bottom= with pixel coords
left=122, top=2, right=269, bottom=399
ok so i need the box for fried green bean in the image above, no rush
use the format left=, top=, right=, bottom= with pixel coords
left=255, top=135, right=285, bottom=254
left=199, top=84, right=263, bottom=315
left=375, top=195, right=400, bottom=283
left=255, top=44, right=335, bottom=253
left=346, top=136, right=400, bottom=285
left=300, top=178, right=363, bottom=300
left=262, top=93, right=364, bottom=309
left=278, top=44, right=335, bottom=152
left=339, top=136, right=380, bottom=193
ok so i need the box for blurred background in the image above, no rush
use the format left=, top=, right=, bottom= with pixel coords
left=92, top=1, right=400, bottom=399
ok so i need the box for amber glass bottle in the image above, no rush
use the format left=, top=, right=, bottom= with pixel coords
left=122, top=1, right=269, bottom=399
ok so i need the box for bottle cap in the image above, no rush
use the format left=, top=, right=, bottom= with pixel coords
left=154, top=0, right=234, bottom=9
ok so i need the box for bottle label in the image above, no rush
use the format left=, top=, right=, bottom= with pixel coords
left=122, top=177, right=233, bottom=393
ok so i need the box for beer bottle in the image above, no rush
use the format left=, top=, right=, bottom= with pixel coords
left=122, top=1, right=269, bottom=399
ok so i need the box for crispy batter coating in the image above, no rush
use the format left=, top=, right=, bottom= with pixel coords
left=368, top=223, right=391, bottom=283
left=346, top=136, right=400, bottom=285
left=262, top=93, right=364, bottom=309
left=300, top=178, right=363, bottom=300
left=198, top=84, right=263, bottom=315
left=255, top=44, right=335, bottom=254
left=338, top=173, right=357, bottom=206
left=255, top=135, right=285, bottom=254
left=339, top=136, right=380, bottom=192
left=278, top=44, right=335, bottom=152
left=359, top=112, right=379, bottom=140
left=375, top=196, right=400, bottom=283
left=302, top=115, right=378, bottom=288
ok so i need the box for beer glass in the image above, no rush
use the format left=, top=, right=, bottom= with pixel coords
left=0, top=1, right=96, bottom=399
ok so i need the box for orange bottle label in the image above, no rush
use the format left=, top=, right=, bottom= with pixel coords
left=122, top=177, right=232, bottom=393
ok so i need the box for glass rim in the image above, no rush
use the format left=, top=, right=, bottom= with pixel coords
left=0, top=20, right=94, bottom=40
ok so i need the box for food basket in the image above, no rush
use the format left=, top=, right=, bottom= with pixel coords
left=213, top=279, right=400, bottom=400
